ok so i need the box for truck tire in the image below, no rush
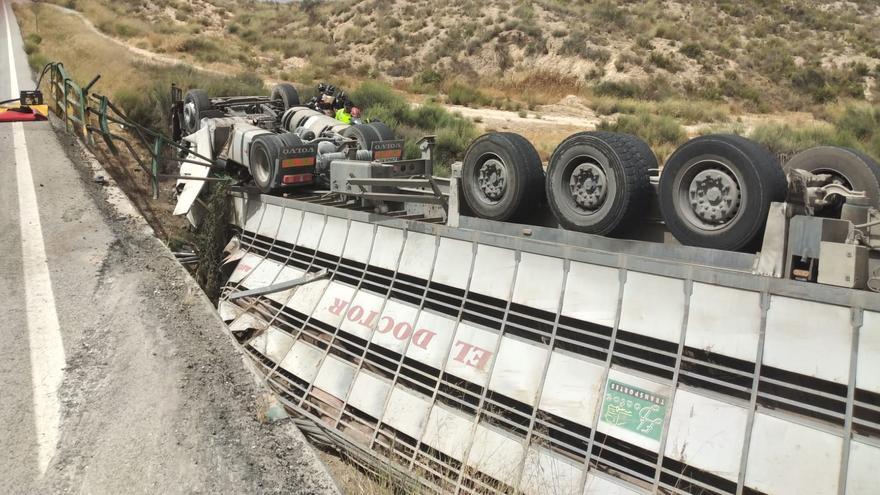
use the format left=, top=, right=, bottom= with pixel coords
left=659, top=134, right=786, bottom=251
left=183, top=89, right=211, bottom=135
left=278, top=132, right=303, bottom=148
left=249, top=134, right=284, bottom=194
left=461, top=132, right=544, bottom=222
left=783, top=146, right=880, bottom=209
left=342, top=124, right=382, bottom=150
left=546, top=131, right=653, bottom=235
left=368, top=121, right=395, bottom=141
left=271, top=83, right=300, bottom=110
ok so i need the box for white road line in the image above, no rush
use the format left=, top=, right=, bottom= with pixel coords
left=4, top=0, right=66, bottom=475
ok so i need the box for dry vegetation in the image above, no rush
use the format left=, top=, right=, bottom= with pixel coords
left=30, top=0, right=880, bottom=164
left=44, top=0, right=880, bottom=108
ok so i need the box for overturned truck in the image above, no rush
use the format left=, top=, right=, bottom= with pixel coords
left=174, top=86, right=880, bottom=494
left=171, top=83, right=430, bottom=195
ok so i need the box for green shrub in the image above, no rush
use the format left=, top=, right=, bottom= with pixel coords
left=598, top=112, right=686, bottom=149
left=350, top=81, right=404, bottom=111
left=27, top=52, right=50, bottom=74
left=597, top=111, right=686, bottom=162
left=748, top=123, right=854, bottom=156
left=592, top=1, right=626, bottom=26
left=594, top=80, right=643, bottom=99
left=23, top=40, right=39, bottom=55
left=115, top=63, right=265, bottom=131
left=679, top=42, right=703, bottom=59
left=447, top=83, right=490, bottom=107
left=179, top=37, right=223, bottom=62
left=748, top=105, right=880, bottom=162
left=411, top=69, right=444, bottom=93
left=350, top=82, right=477, bottom=173
left=649, top=51, right=680, bottom=71
left=115, top=22, right=142, bottom=38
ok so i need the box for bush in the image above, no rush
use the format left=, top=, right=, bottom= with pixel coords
left=27, top=52, right=50, bottom=74
left=749, top=123, right=854, bottom=156
left=179, top=37, right=223, bottom=62
left=748, top=105, right=880, bottom=162
left=592, top=1, right=626, bottom=26
left=594, top=80, right=643, bottom=99
left=447, top=83, right=490, bottom=107
left=350, top=81, right=477, bottom=173
left=350, top=81, right=404, bottom=111
left=23, top=40, right=39, bottom=55
left=115, top=63, right=265, bottom=131
left=599, top=112, right=686, bottom=149
left=411, top=69, right=444, bottom=94
left=649, top=51, right=680, bottom=71
left=115, top=22, right=142, bottom=38
left=679, top=42, right=703, bottom=59
left=598, top=111, right=687, bottom=162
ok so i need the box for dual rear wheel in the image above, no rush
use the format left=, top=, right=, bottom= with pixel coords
left=463, top=131, right=878, bottom=251
left=250, top=132, right=304, bottom=194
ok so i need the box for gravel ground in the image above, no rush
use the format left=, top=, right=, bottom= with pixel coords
left=2, top=111, right=340, bottom=494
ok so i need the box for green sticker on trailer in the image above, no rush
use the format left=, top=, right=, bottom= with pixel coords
left=600, top=379, right=667, bottom=441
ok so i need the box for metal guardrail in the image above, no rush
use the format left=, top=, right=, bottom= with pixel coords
left=41, top=62, right=222, bottom=199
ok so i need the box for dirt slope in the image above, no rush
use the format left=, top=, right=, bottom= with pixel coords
left=54, top=0, right=880, bottom=112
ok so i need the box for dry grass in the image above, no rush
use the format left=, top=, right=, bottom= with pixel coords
left=10, top=2, right=248, bottom=246
left=319, top=452, right=397, bottom=495
left=46, top=0, right=880, bottom=116
left=21, top=0, right=880, bottom=179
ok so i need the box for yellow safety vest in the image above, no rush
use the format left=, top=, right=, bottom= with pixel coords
left=335, top=108, right=352, bottom=124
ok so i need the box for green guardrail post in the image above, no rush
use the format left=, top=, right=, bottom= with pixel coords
left=79, top=87, right=90, bottom=145
left=62, top=80, right=70, bottom=133
left=151, top=136, right=163, bottom=199
left=94, top=95, right=119, bottom=154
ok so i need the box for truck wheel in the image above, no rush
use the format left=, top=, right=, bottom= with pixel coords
left=461, top=132, right=544, bottom=222
left=368, top=121, right=395, bottom=141
left=271, top=83, right=300, bottom=110
left=783, top=146, right=880, bottom=209
left=546, top=131, right=653, bottom=235
left=249, top=134, right=284, bottom=194
left=183, top=89, right=211, bottom=135
left=659, top=134, right=786, bottom=251
left=342, top=124, right=382, bottom=150
left=278, top=132, right=303, bottom=148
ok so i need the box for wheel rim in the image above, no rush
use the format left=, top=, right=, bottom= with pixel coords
left=251, top=144, right=272, bottom=187
left=569, top=162, right=608, bottom=210
left=183, top=101, right=198, bottom=132
left=558, top=153, right=616, bottom=217
left=675, top=159, right=743, bottom=231
left=474, top=155, right=507, bottom=203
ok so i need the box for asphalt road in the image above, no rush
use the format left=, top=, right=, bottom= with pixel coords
left=0, top=1, right=337, bottom=493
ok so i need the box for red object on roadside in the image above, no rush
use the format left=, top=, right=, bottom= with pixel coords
left=0, top=107, right=47, bottom=122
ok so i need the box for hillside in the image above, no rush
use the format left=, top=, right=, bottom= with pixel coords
left=48, top=0, right=880, bottom=111
left=25, top=0, right=880, bottom=164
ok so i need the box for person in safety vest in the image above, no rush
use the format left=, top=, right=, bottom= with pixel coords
left=335, top=100, right=354, bottom=124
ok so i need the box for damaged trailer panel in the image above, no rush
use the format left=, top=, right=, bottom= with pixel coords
left=217, top=191, right=880, bottom=495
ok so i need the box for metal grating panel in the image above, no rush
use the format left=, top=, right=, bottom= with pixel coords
left=221, top=193, right=880, bottom=495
